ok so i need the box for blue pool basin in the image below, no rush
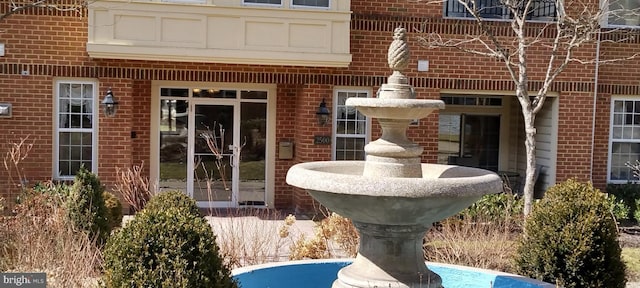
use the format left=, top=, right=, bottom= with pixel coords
left=232, top=259, right=554, bottom=288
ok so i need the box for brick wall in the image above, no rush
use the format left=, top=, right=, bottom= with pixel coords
left=0, top=0, right=640, bottom=212
left=0, top=75, right=54, bottom=211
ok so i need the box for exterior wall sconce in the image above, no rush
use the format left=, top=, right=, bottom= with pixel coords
left=0, top=103, right=12, bottom=118
left=101, top=87, right=119, bottom=117
left=316, top=98, right=330, bottom=126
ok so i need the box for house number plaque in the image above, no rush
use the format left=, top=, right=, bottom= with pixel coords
left=314, top=136, right=331, bottom=145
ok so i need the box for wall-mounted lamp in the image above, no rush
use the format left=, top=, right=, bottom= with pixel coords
left=316, top=98, right=330, bottom=126
left=101, top=87, right=119, bottom=117
left=0, top=103, right=12, bottom=118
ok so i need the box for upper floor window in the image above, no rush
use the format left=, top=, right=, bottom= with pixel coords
left=292, top=0, right=329, bottom=8
left=607, top=0, right=640, bottom=27
left=243, top=0, right=329, bottom=7
left=161, top=0, right=206, bottom=4
left=55, top=80, right=98, bottom=179
left=333, top=89, right=370, bottom=160
left=244, top=0, right=281, bottom=5
left=444, top=0, right=557, bottom=21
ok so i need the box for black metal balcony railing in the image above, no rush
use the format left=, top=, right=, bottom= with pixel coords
left=445, top=0, right=557, bottom=21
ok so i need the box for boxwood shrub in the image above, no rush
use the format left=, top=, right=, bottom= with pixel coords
left=66, top=166, right=109, bottom=245
left=514, top=179, right=626, bottom=288
left=103, top=191, right=236, bottom=288
left=103, top=191, right=123, bottom=231
left=144, top=190, right=201, bottom=216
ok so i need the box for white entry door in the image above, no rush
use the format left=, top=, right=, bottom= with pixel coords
left=158, top=88, right=268, bottom=208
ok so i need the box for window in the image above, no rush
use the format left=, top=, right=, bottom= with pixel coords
left=55, top=80, right=98, bottom=179
left=161, top=0, right=206, bottom=4
left=292, top=0, right=329, bottom=8
left=438, top=114, right=500, bottom=171
left=438, top=94, right=503, bottom=171
left=243, top=0, right=281, bottom=5
left=607, top=0, right=640, bottom=26
left=609, top=98, right=640, bottom=183
left=444, top=0, right=557, bottom=21
left=333, top=90, right=369, bottom=160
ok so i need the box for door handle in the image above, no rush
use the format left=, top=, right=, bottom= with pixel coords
left=229, top=153, right=235, bottom=168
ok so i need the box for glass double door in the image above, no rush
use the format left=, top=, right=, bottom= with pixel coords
left=159, top=100, right=267, bottom=208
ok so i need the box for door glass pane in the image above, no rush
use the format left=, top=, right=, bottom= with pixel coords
left=241, top=90, right=268, bottom=100
left=239, top=102, right=267, bottom=205
left=461, top=115, right=500, bottom=171
left=438, top=114, right=461, bottom=165
left=193, top=105, right=234, bottom=202
left=159, top=99, right=188, bottom=194
left=161, top=88, right=188, bottom=97
left=193, top=89, right=237, bottom=99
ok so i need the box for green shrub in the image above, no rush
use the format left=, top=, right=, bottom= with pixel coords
left=66, top=166, right=110, bottom=245
left=144, top=190, right=201, bottom=216
left=461, top=193, right=523, bottom=224
left=103, top=192, right=123, bottom=231
left=103, top=198, right=236, bottom=288
left=515, top=179, right=626, bottom=288
left=607, top=194, right=631, bottom=222
left=607, top=183, right=640, bottom=221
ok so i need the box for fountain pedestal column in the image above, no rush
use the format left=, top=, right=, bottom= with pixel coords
left=363, top=118, right=423, bottom=178
left=333, top=222, right=442, bottom=288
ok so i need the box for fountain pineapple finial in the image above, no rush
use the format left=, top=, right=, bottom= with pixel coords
left=387, top=27, right=409, bottom=84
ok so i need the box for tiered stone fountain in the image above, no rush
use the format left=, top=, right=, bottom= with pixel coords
left=233, top=28, right=553, bottom=288
left=285, top=27, right=502, bottom=288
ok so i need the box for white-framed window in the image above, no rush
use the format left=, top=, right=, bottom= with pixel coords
left=54, top=80, right=98, bottom=179
left=292, top=0, right=329, bottom=8
left=608, top=97, right=640, bottom=183
left=161, top=0, right=206, bottom=4
left=243, top=0, right=282, bottom=6
left=444, top=0, right=557, bottom=21
left=333, top=89, right=370, bottom=160
left=607, top=0, right=640, bottom=27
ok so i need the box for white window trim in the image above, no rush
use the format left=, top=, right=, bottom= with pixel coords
left=332, top=88, right=371, bottom=161
left=53, top=79, right=99, bottom=180
left=607, top=96, right=640, bottom=184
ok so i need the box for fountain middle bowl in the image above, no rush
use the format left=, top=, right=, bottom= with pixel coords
left=286, top=161, right=503, bottom=226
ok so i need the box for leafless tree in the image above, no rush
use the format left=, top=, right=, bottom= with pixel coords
left=418, top=0, right=640, bottom=215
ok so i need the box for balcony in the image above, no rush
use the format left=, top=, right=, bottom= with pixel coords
left=444, top=0, right=557, bottom=21
left=87, top=0, right=352, bottom=67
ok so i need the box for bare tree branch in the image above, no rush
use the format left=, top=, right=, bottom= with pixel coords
left=418, top=0, right=639, bottom=216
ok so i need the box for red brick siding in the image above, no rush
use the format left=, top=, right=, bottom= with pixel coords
left=0, top=75, right=54, bottom=211
left=555, top=91, right=596, bottom=184
left=0, top=0, right=639, bottom=212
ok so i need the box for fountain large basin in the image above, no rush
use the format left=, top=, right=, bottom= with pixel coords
left=232, top=259, right=555, bottom=288
left=286, top=161, right=503, bottom=225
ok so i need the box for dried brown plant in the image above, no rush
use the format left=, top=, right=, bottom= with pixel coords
left=3, top=135, right=34, bottom=192
left=210, top=208, right=291, bottom=269
left=423, top=216, right=520, bottom=273
left=0, top=193, right=103, bottom=287
left=113, top=161, right=153, bottom=213
left=287, top=212, right=359, bottom=260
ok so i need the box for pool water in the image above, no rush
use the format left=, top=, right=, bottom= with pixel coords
left=232, top=259, right=555, bottom=288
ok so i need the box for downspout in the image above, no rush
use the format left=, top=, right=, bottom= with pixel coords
left=590, top=30, right=602, bottom=181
